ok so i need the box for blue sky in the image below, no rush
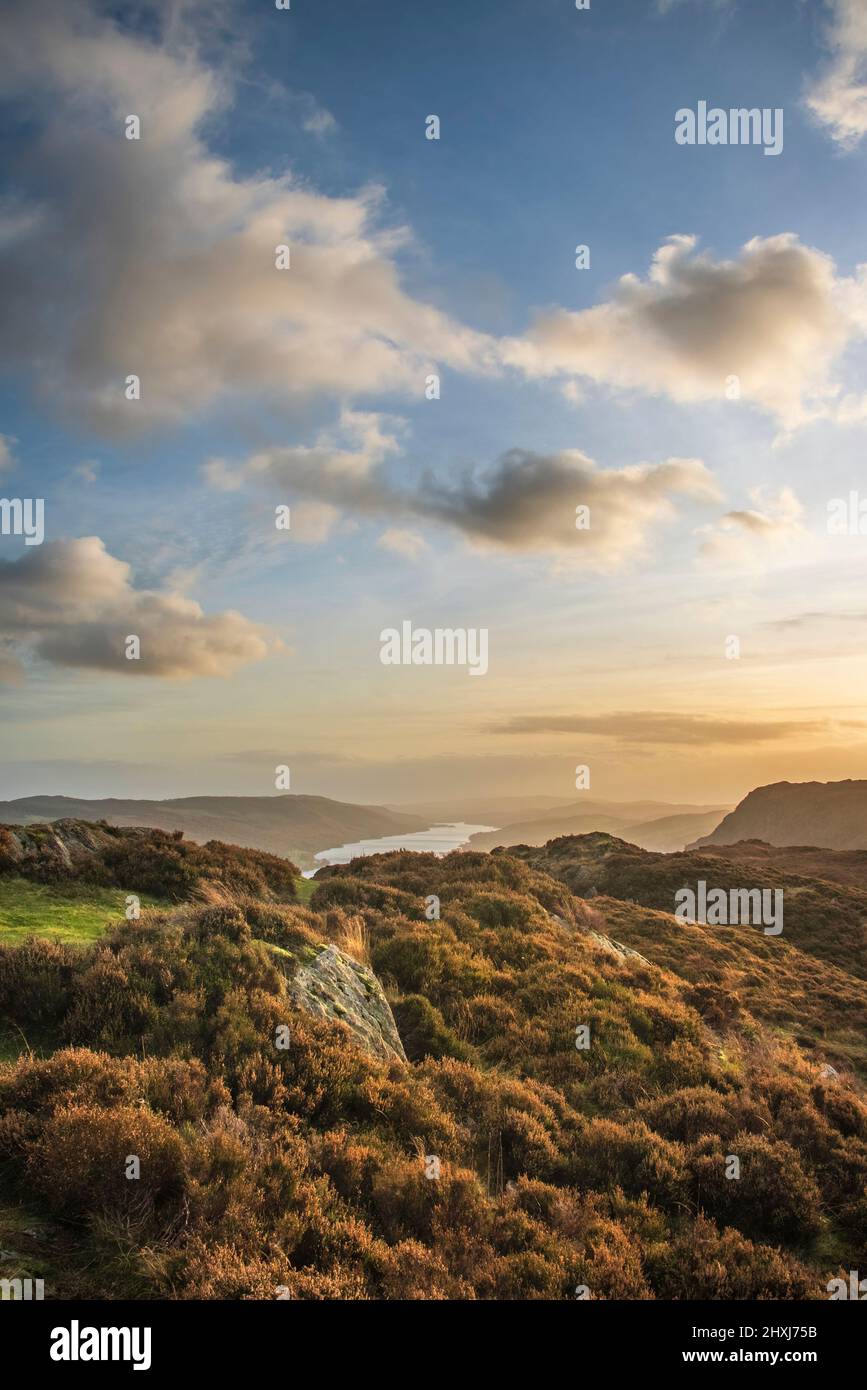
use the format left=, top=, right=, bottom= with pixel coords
left=2, top=0, right=867, bottom=806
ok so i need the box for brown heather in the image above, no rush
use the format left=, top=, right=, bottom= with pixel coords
left=0, top=829, right=865, bottom=1299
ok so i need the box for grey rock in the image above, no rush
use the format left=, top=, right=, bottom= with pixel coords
left=272, top=941, right=407, bottom=1064
left=548, top=911, right=652, bottom=969
left=583, top=929, right=652, bottom=968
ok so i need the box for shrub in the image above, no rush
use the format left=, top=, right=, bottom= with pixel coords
left=392, top=995, right=472, bottom=1062
left=29, top=1102, right=186, bottom=1220
left=689, top=1133, right=824, bottom=1242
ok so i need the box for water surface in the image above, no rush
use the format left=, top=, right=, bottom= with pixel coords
left=303, top=821, right=496, bottom=877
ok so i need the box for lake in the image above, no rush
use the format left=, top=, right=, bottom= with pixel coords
left=302, top=821, right=497, bottom=877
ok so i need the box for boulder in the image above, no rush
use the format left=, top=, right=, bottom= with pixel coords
left=272, top=940, right=407, bottom=1064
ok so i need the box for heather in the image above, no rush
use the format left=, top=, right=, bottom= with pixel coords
left=1, top=830, right=865, bottom=1299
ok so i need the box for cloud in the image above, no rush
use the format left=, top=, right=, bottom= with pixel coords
left=3, top=4, right=862, bottom=444
left=491, top=711, right=829, bottom=745
left=697, top=486, right=809, bottom=568
left=0, top=536, right=275, bottom=680
left=207, top=409, right=404, bottom=496
left=412, top=450, right=721, bottom=564
left=289, top=502, right=343, bottom=544
left=376, top=528, right=429, bottom=561
left=0, top=0, right=499, bottom=434
left=806, top=0, right=867, bottom=147
left=0, top=435, right=17, bottom=473
left=209, top=421, right=722, bottom=568
left=764, top=610, right=867, bottom=629
left=503, top=234, right=867, bottom=431
left=300, top=98, right=338, bottom=136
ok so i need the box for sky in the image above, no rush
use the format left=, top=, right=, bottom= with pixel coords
left=2, top=0, right=867, bottom=808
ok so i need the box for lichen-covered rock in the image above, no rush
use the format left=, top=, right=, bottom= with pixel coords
left=548, top=910, right=652, bottom=969
left=273, top=941, right=407, bottom=1063
left=0, top=819, right=112, bottom=877
left=581, top=929, right=652, bottom=968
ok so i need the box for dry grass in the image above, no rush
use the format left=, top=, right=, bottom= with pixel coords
left=328, top=912, right=371, bottom=965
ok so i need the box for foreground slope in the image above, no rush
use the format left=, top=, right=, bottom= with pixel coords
left=506, top=833, right=867, bottom=982
left=1, top=828, right=865, bottom=1300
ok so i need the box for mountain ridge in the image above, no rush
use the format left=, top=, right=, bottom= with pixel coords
left=691, top=779, right=867, bottom=851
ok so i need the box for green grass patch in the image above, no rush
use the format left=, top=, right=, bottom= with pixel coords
left=0, top=877, right=162, bottom=947
left=294, top=875, right=317, bottom=903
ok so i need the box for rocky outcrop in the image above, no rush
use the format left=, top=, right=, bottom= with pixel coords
left=580, top=928, right=652, bottom=968
left=0, top=819, right=119, bottom=877
left=270, top=940, right=407, bottom=1064
left=549, top=910, right=652, bottom=969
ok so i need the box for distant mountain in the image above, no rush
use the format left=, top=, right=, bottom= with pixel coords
left=615, top=810, right=727, bottom=852
left=386, top=795, right=576, bottom=824
left=0, top=795, right=427, bottom=868
left=691, top=780, right=867, bottom=852
left=467, top=799, right=729, bottom=854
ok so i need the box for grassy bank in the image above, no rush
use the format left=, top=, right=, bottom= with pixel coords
left=0, top=877, right=161, bottom=947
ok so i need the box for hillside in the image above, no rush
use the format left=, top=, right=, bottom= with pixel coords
left=1, top=824, right=865, bottom=1300
left=468, top=801, right=729, bottom=854
left=502, top=833, right=867, bottom=982
left=692, top=780, right=867, bottom=851
left=694, top=839, right=867, bottom=892
left=0, top=819, right=299, bottom=904
left=612, top=810, right=727, bottom=852
left=0, top=795, right=427, bottom=869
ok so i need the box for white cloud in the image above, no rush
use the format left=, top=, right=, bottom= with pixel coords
left=301, top=102, right=338, bottom=136
left=806, top=0, right=867, bottom=147
left=2, top=4, right=863, bottom=447
left=209, top=423, right=722, bottom=568
left=205, top=408, right=404, bottom=498
left=503, top=234, right=867, bottom=432
left=697, top=486, right=810, bottom=568
left=376, top=528, right=429, bottom=561
left=0, top=1, right=500, bottom=435
left=0, top=536, right=276, bottom=680
left=290, top=502, right=342, bottom=544
left=414, top=450, right=721, bottom=565
left=0, top=435, right=17, bottom=474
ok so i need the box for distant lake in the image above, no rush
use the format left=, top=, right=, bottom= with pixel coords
left=302, top=822, right=497, bottom=877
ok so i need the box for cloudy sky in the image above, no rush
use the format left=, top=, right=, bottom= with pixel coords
left=2, top=0, right=867, bottom=807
